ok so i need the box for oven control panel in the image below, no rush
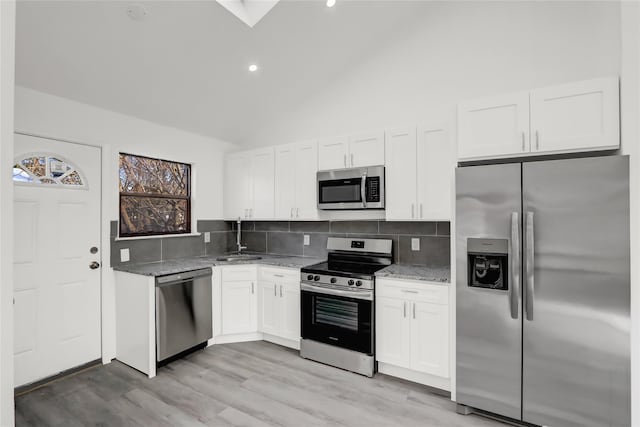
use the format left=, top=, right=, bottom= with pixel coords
left=301, top=273, right=373, bottom=290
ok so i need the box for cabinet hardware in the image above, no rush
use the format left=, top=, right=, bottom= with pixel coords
left=403, top=301, right=406, bottom=318
left=274, top=284, right=277, bottom=296
left=402, top=289, right=418, bottom=294
left=251, top=282, right=254, bottom=294
left=411, top=204, right=415, bottom=219
left=420, top=203, right=423, bottom=219
left=280, top=285, right=283, bottom=297
left=89, top=261, right=100, bottom=270
left=535, top=130, right=540, bottom=150
left=343, top=154, right=347, bottom=167
left=521, top=132, right=525, bottom=151
left=296, top=208, right=300, bottom=218
left=413, top=302, right=416, bottom=319
left=351, top=153, right=354, bottom=166
left=274, top=274, right=284, bottom=278
left=290, top=208, right=294, bottom=218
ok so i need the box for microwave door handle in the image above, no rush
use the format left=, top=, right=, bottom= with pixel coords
left=361, top=173, right=367, bottom=208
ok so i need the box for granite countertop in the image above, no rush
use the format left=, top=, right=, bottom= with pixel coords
left=112, top=254, right=323, bottom=277
left=375, top=264, right=450, bottom=283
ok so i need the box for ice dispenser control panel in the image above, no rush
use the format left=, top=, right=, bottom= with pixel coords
left=467, top=238, right=508, bottom=290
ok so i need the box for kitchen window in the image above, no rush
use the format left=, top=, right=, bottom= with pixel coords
left=119, top=153, right=191, bottom=237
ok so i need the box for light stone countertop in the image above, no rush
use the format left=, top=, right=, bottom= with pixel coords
left=375, top=264, right=450, bottom=283
left=112, top=254, right=323, bottom=277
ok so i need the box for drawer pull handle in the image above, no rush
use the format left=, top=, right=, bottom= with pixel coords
left=274, top=274, right=284, bottom=278
left=402, top=290, right=419, bottom=293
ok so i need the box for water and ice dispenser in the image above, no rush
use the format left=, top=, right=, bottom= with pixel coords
left=467, top=238, right=508, bottom=290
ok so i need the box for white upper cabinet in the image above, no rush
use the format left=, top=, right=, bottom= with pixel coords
left=318, top=132, right=385, bottom=170
left=385, top=124, right=452, bottom=221
left=457, top=91, right=531, bottom=161
left=250, top=148, right=275, bottom=219
left=349, top=131, right=385, bottom=168
left=318, top=136, right=349, bottom=170
left=458, top=77, right=620, bottom=161
left=530, top=77, right=619, bottom=154
left=224, top=148, right=275, bottom=220
left=417, top=124, right=452, bottom=221
left=385, top=127, right=418, bottom=220
left=274, top=141, right=318, bottom=220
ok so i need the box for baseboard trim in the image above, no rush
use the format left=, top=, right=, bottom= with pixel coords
left=262, top=334, right=300, bottom=350
left=212, top=332, right=263, bottom=344
left=14, top=359, right=102, bottom=396
left=378, top=361, right=451, bottom=392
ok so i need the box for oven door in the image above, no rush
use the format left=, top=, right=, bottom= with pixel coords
left=301, top=283, right=373, bottom=355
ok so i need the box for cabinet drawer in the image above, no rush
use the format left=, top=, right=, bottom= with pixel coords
left=377, top=279, right=448, bottom=305
left=259, top=266, right=299, bottom=283
left=222, top=265, right=257, bottom=282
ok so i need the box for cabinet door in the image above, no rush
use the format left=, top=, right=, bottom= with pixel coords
left=349, top=131, right=385, bottom=167
left=410, top=301, right=449, bottom=378
left=530, top=77, right=619, bottom=154
left=224, top=153, right=251, bottom=219
left=384, top=127, right=417, bottom=220
left=258, top=280, right=279, bottom=336
left=457, top=92, right=530, bottom=160
left=274, top=144, right=296, bottom=220
left=250, top=148, right=275, bottom=219
left=221, top=281, right=257, bottom=335
left=318, top=136, right=349, bottom=171
left=376, top=296, right=411, bottom=368
left=417, top=124, right=453, bottom=220
left=294, top=141, right=319, bottom=220
left=279, top=281, right=301, bottom=341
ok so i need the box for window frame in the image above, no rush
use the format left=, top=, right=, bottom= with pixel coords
left=118, top=152, right=192, bottom=238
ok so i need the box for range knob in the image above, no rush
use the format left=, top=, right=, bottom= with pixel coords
left=348, top=279, right=355, bottom=286
left=355, top=280, right=363, bottom=287
left=307, top=274, right=314, bottom=281
left=330, top=277, right=337, bottom=284
left=314, top=275, right=320, bottom=281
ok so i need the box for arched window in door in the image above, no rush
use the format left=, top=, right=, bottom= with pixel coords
left=13, top=154, right=87, bottom=188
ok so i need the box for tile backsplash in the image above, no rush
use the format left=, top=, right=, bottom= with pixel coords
left=110, top=219, right=450, bottom=268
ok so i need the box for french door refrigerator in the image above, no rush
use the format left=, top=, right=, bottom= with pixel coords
left=456, top=155, right=630, bottom=427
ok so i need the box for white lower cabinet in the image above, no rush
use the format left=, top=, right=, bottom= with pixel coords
left=376, top=278, right=450, bottom=390
left=258, top=267, right=300, bottom=347
left=219, top=266, right=258, bottom=336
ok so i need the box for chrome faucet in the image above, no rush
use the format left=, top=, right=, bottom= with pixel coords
left=236, top=217, right=247, bottom=254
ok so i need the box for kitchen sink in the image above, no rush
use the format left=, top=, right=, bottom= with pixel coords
left=216, top=254, right=263, bottom=262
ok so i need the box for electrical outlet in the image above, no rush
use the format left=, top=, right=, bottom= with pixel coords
left=204, top=232, right=211, bottom=243
left=120, top=248, right=130, bottom=262
left=411, top=238, right=420, bottom=251
left=304, top=235, right=310, bottom=246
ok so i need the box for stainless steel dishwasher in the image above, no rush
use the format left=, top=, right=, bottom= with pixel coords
left=155, top=268, right=212, bottom=363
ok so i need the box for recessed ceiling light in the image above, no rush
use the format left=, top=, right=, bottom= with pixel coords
left=326, top=0, right=336, bottom=7
left=248, top=64, right=258, bottom=72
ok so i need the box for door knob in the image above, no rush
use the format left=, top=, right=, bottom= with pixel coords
left=89, top=261, right=100, bottom=270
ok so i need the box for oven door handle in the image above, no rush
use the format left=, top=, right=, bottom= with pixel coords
left=301, top=282, right=373, bottom=301
left=361, top=173, right=367, bottom=208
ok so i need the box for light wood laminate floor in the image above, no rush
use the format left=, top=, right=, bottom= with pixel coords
left=15, top=341, right=508, bottom=427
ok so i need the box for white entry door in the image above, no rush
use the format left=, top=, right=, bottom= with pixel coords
left=12, top=133, right=101, bottom=387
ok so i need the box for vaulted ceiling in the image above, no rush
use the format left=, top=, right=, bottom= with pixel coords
left=15, top=0, right=431, bottom=144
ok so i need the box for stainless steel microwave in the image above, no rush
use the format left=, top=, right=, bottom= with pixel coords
left=317, top=166, right=385, bottom=210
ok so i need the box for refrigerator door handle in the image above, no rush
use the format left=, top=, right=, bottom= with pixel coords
left=510, top=212, right=520, bottom=320
left=525, top=211, right=535, bottom=321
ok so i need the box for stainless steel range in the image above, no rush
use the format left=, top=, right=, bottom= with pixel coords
left=300, top=237, right=392, bottom=377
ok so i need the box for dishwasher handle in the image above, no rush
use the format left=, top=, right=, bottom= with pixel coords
left=156, top=268, right=212, bottom=286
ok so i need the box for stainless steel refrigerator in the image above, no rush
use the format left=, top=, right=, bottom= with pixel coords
left=455, top=155, right=630, bottom=427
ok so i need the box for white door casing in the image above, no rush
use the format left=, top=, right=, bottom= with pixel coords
left=13, top=133, right=101, bottom=387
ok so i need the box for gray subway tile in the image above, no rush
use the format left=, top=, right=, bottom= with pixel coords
left=344, top=233, right=399, bottom=263
left=197, top=220, right=232, bottom=232
left=290, top=221, right=330, bottom=233
left=398, top=235, right=450, bottom=267
left=303, top=233, right=346, bottom=259
left=330, top=221, right=379, bottom=234
left=379, top=221, right=437, bottom=236
left=110, top=238, right=162, bottom=267
left=267, top=232, right=303, bottom=256
left=205, top=232, right=228, bottom=256
left=162, top=235, right=205, bottom=260
left=241, top=231, right=267, bottom=253
left=436, top=221, right=451, bottom=236
left=254, top=221, right=290, bottom=232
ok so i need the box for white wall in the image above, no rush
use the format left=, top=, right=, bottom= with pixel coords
left=14, top=86, right=238, bottom=363
left=244, top=1, right=621, bottom=146
left=0, top=1, right=16, bottom=425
